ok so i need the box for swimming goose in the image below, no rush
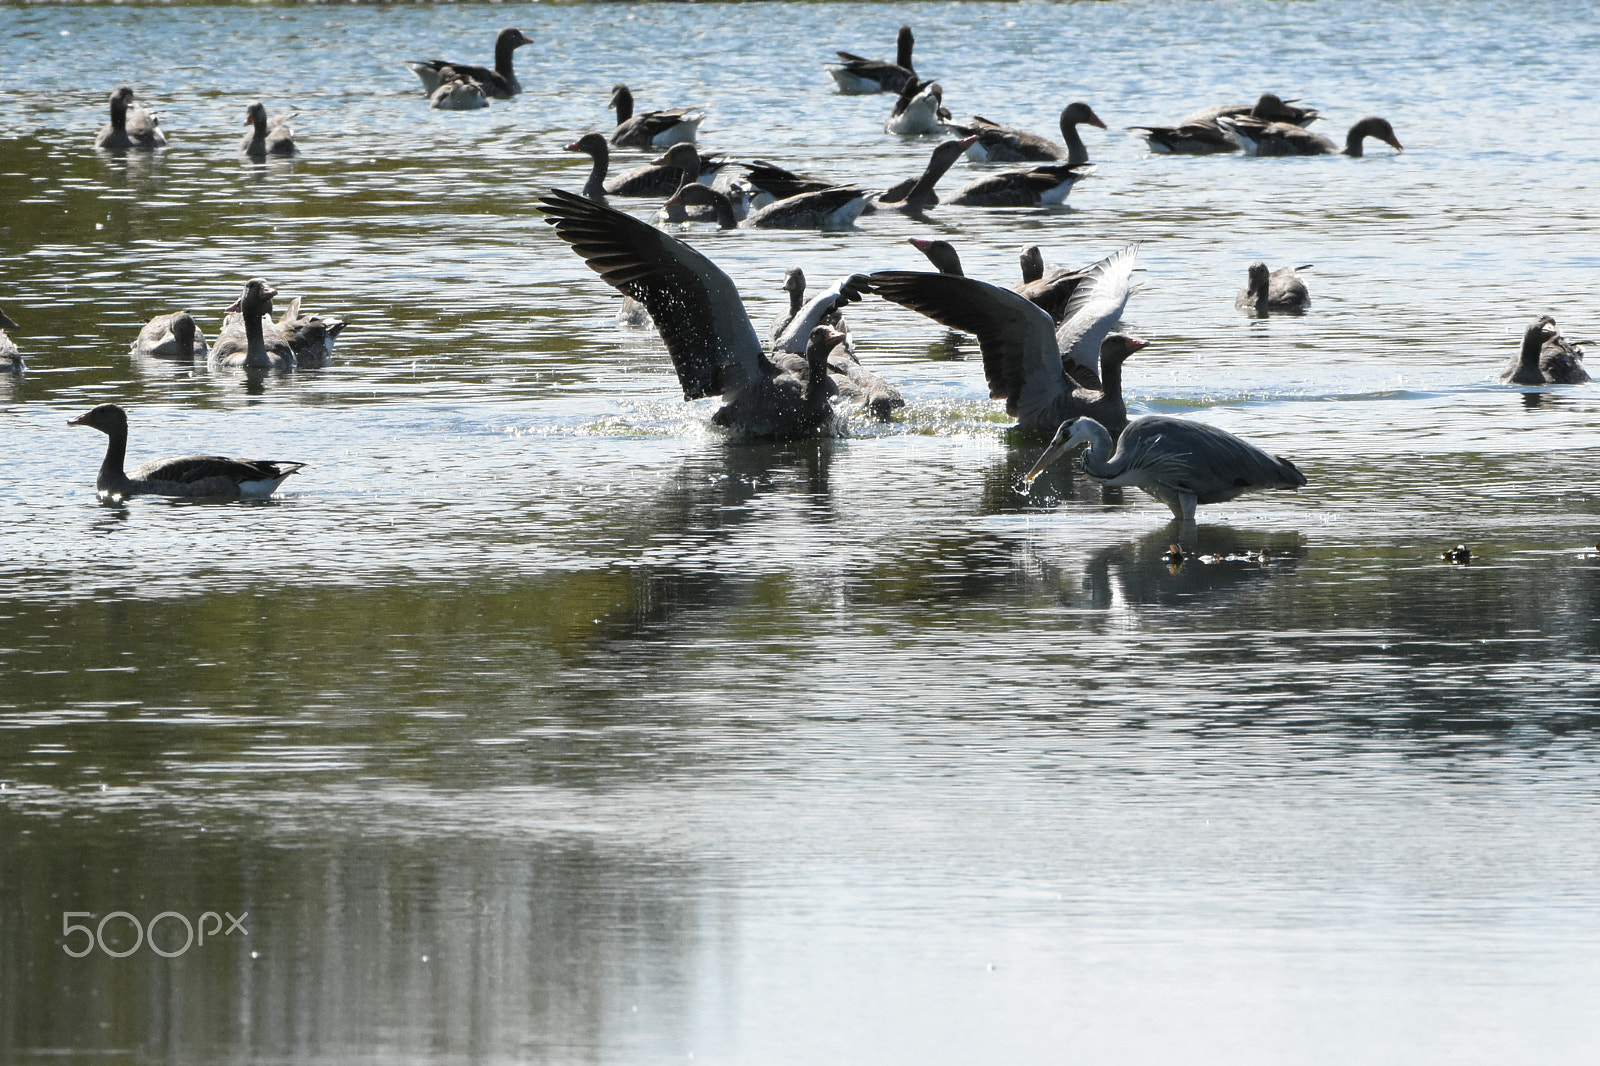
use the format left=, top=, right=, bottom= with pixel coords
left=95, top=86, right=166, bottom=151
left=1236, top=262, right=1310, bottom=314
left=609, top=84, right=706, bottom=148
left=1, top=308, right=21, bottom=373
left=871, top=267, right=1149, bottom=437
left=945, top=162, right=1088, bottom=207
left=827, top=24, right=916, bottom=94
left=1182, top=94, right=1321, bottom=128
left=241, top=102, right=296, bottom=157
left=1501, top=316, right=1589, bottom=385
left=949, top=102, right=1107, bottom=164
left=1131, top=93, right=1317, bottom=154
left=884, top=77, right=949, bottom=136
left=536, top=189, right=864, bottom=438
left=429, top=67, right=490, bottom=110
left=1219, top=115, right=1403, bottom=157
left=131, top=311, right=208, bottom=360
left=69, top=404, right=306, bottom=500
left=211, top=279, right=295, bottom=371
left=568, top=136, right=726, bottom=199
left=1021, top=414, right=1307, bottom=521
left=405, top=28, right=532, bottom=98
left=874, top=135, right=978, bottom=211
left=666, top=182, right=870, bottom=231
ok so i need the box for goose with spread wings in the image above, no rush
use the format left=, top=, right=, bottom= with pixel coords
left=536, top=189, right=867, bottom=438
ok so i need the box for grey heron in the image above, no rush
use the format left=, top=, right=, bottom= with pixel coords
left=1022, top=415, right=1307, bottom=522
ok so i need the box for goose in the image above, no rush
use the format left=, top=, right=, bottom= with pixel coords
left=536, top=189, right=866, bottom=439
left=868, top=268, right=1146, bottom=436
left=1130, top=93, right=1317, bottom=154
left=429, top=67, right=490, bottom=111
left=95, top=86, right=166, bottom=151
left=1021, top=414, right=1307, bottom=522
left=908, top=238, right=1089, bottom=330
left=1, top=308, right=21, bottom=373
left=211, top=279, right=295, bottom=370
left=665, top=182, right=870, bottom=231
left=1219, top=115, right=1403, bottom=157
left=1052, top=243, right=1141, bottom=386
left=1501, top=316, right=1589, bottom=385
left=945, top=162, right=1088, bottom=207
left=949, top=101, right=1107, bottom=164
left=69, top=404, right=306, bottom=500
left=1236, top=262, right=1310, bottom=314
left=768, top=272, right=904, bottom=422
left=131, top=311, right=208, bottom=360
left=220, top=293, right=345, bottom=365
left=827, top=24, right=916, bottom=94
left=240, top=102, right=296, bottom=157
left=883, top=77, right=948, bottom=137
left=567, top=136, right=726, bottom=199
left=873, top=135, right=977, bottom=211
left=608, top=84, right=706, bottom=148
left=405, top=28, right=532, bottom=98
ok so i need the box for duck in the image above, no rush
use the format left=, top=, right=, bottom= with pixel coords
left=948, top=102, right=1107, bottom=164
left=945, top=162, right=1089, bottom=207
left=1, top=307, right=21, bottom=373
left=871, top=265, right=1151, bottom=437
left=827, top=24, right=916, bottom=94
left=883, top=77, right=949, bottom=137
left=429, top=67, right=490, bottom=111
left=404, top=28, right=532, bottom=98
left=1020, top=414, right=1307, bottom=522
left=567, top=136, right=727, bottom=199
left=536, top=189, right=867, bottom=439
left=1219, top=115, right=1403, bottom=157
left=131, top=311, right=208, bottom=360
left=210, top=279, right=295, bottom=371
left=1236, top=262, right=1310, bottom=314
left=1500, top=316, right=1589, bottom=385
left=908, top=238, right=1088, bottom=329
left=608, top=84, right=706, bottom=149
left=665, top=182, right=870, bottom=231
left=69, top=404, right=306, bottom=500
left=1130, top=93, right=1318, bottom=155
left=240, top=102, right=296, bottom=157
left=95, top=86, right=166, bottom=151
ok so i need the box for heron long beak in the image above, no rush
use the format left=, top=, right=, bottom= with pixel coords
left=1021, top=439, right=1072, bottom=491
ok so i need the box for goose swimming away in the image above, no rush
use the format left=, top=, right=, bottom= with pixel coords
left=567, top=136, right=727, bottom=199
left=1131, top=93, right=1318, bottom=154
left=69, top=403, right=306, bottom=500
left=1501, top=316, right=1589, bottom=385
left=429, top=67, right=489, bottom=110
left=405, top=27, right=532, bottom=98
left=211, top=279, right=295, bottom=371
left=536, top=189, right=867, bottom=438
left=1236, top=262, right=1310, bottom=314
left=945, top=162, right=1089, bottom=207
left=827, top=24, right=916, bottom=94
left=131, top=311, right=208, bottom=360
left=1, top=308, right=21, bottom=373
left=666, top=182, right=870, bottom=231
left=949, top=102, right=1107, bottom=164
left=95, top=86, right=166, bottom=151
left=868, top=269, right=1144, bottom=435
left=241, top=102, right=296, bottom=157
left=608, top=84, right=706, bottom=148
left=1022, top=414, right=1307, bottom=522
left=883, top=76, right=948, bottom=137
left=1219, top=115, right=1403, bottom=157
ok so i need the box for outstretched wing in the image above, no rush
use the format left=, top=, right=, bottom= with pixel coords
left=536, top=189, right=762, bottom=399
left=772, top=274, right=872, bottom=355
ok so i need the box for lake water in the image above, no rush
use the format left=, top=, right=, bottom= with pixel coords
left=4, top=1, right=1600, bottom=1062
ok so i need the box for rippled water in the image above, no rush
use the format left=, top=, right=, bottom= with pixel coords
left=5, top=2, right=1600, bottom=1062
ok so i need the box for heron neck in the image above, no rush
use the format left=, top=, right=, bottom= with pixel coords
left=1075, top=421, right=1118, bottom=480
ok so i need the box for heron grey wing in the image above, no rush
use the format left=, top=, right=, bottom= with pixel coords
left=1057, top=242, right=1140, bottom=376
left=536, top=189, right=762, bottom=400
left=869, top=271, right=1063, bottom=417
left=1120, top=417, right=1306, bottom=501
left=772, top=275, right=871, bottom=355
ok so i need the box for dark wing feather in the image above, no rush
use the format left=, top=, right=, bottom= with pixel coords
left=742, top=162, right=834, bottom=202
left=132, top=454, right=303, bottom=486
left=537, top=189, right=761, bottom=400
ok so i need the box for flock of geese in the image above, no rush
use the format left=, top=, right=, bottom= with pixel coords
left=14, top=23, right=1588, bottom=527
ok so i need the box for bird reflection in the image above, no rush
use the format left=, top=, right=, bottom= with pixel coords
left=1081, top=525, right=1306, bottom=609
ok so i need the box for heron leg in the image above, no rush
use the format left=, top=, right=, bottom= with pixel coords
left=1175, top=492, right=1197, bottom=523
